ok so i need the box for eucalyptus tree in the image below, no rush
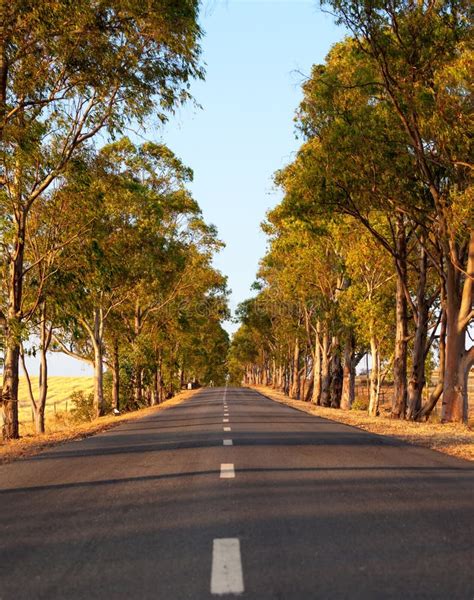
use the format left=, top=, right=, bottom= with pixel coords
left=338, top=220, right=396, bottom=415
left=276, top=33, right=470, bottom=419
left=279, top=42, right=420, bottom=418
left=0, top=0, right=203, bottom=438
left=51, top=138, right=212, bottom=417
left=322, top=0, right=473, bottom=421
left=260, top=208, right=348, bottom=405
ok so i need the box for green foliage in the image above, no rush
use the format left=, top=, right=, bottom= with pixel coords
left=70, top=391, right=97, bottom=423
left=351, top=398, right=369, bottom=411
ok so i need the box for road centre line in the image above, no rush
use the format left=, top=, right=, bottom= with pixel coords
left=223, top=426, right=231, bottom=432
left=223, top=418, right=229, bottom=423
left=211, top=538, right=244, bottom=595
left=223, top=439, right=233, bottom=446
left=220, top=463, right=235, bottom=479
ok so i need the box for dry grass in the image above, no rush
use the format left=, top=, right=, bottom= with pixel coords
left=0, top=388, right=200, bottom=464
left=252, top=385, right=474, bottom=462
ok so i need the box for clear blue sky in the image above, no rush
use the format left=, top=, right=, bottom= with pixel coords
left=29, top=0, right=344, bottom=376
left=159, top=0, right=343, bottom=327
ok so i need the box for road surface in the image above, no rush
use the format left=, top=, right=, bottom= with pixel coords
left=0, top=387, right=473, bottom=599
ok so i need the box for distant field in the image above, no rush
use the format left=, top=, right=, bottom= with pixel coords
left=18, top=376, right=94, bottom=424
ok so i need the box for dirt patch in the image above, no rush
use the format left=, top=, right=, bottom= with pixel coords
left=0, top=388, right=200, bottom=465
left=251, top=385, right=474, bottom=462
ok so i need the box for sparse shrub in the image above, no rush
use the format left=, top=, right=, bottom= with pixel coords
left=352, top=397, right=369, bottom=411
left=70, top=390, right=96, bottom=422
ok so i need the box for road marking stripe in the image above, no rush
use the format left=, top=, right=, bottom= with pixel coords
left=211, top=539, right=244, bottom=595
left=220, top=463, right=235, bottom=478
left=223, top=418, right=229, bottom=423
left=223, top=439, right=233, bottom=446
left=223, top=426, right=231, bottom=432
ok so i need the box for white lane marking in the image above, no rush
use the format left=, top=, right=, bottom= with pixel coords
left=223, top=418, right=229, bottom=423
left=223, top=439, right=233, bottom=446
left=223, top=426, right=231, bottom=432
left=211, top=539, right=244, bottom=595
left=220, top=463, right=235, bottom=479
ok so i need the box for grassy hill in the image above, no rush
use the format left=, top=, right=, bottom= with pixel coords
left=18, top=376, right=94, bottom=424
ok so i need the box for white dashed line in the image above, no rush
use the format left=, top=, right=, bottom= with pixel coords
left=223, top=426, right=231, bottom=432
left=223, top=439, right=233, bottom=446
left=211, top=538, right=244, bottom=595
left=223, top=418, right=229, bottom=423
left=220, top=463, right=235, bottom=479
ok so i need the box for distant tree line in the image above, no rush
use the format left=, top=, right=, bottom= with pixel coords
left=229, top=0, right=473, bottom=423
left=0, top=1, right=229, bottom=439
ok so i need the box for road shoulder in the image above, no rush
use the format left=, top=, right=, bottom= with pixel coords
left=250, top=384, right=474, bottom=462
left=0, top=388, right=201, bottom=465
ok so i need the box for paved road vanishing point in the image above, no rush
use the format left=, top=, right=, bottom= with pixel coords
left=1, top=387, right=473, bottom=599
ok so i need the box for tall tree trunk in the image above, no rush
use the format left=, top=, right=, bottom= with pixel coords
left=312, top=326, right=322, bottom=404
left=368, top=337, right=380, bottom=416
left=152, top=366, right=159, bottom=406
left=407, top=246, right=429, bottom=419
left=1, top=209, right=26, bottom=439
left=158, top=352, right=165, bottom=403
left=442, top=230, right=474, bottom=422
left=416, top=303, right=446, bottom=421
left=341, top=332, right=355, bottom=410
left=133, top=302, right=142, bottom=406
left=34, top=301, right=52, bottom=433
left=277, top=364, right=284, bottom=391
left=289, top=338, right=300, bottom=399
left=391, top=215, right=408, bottom=419
left=0, top=0, right=8, bottom=137
left=270, top=358, right=276, bottom=387
left=330, top=339, right=343, bottom=408
left=92, top=308, right=105, bottom=417
left=112, top=340, right=120, bottom=411
left=320, top=329, right=331, bottom=407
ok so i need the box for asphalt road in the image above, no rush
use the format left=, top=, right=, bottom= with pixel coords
left=0, top=386, right=473, bottom=599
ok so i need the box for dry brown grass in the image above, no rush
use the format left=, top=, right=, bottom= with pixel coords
left=252, top=385, right=474, bottom=462
left=17, top=376, right=95, bottom=427
left=0, top=388, right=200, bottom=464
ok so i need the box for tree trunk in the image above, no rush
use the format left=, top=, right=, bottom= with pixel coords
left=152, top=366, right=159, bottom=406
left=133, top=302, right=143, bottom=406
left=312, top=326, right=322, bottom=404
left=341, top=332, right=355, bottom=410
left=289, top=338, right=301, bottom=399
left=391, top=215, right=408, bottom=419
left=407, top=246, right=429, bottom=419
left=0, top=0, right=8, bottom=137
left=320, top=329, right=331, bottom=407
left=35, top=302, right=52, bottom=433
left=93, top=342, right=104, bottom=417
left=330, top=340, right=343, bottom=408
left=1, top=209, right=26, bottom=439
left=92, top=308, right=105, bottom=417
left=112, top=340, right=120, bottom=411
left=442, top=230, right=474, bottom=422
left=368, top=337, right=380, bottom=416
